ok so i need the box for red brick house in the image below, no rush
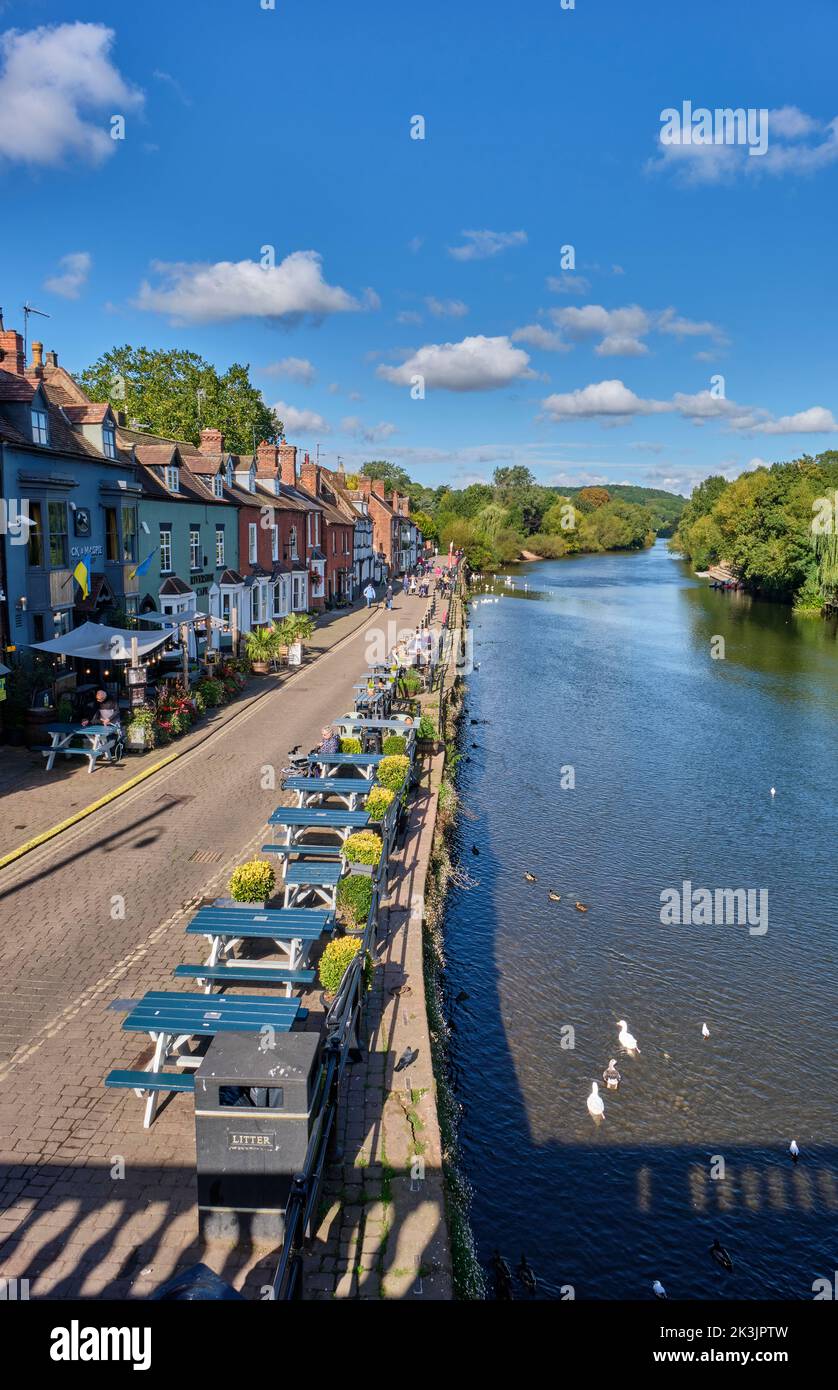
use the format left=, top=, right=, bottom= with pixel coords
left=298, top=455, right=355, bottom=605
left=254, top=440, right=326, bottom=610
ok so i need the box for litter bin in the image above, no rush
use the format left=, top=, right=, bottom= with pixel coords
left=194, top=1031, right=322, bottom=1244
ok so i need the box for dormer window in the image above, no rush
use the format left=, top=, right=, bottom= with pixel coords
left=248, top=465, right=256, bottom=493
left=213, top=474, right=224, bottom=499
left=225, top=462, right=233, bottom=488
left=102, top=423, right=117, bottom=459
left=165, top=465, right=180, bottom=493
left=31, top=407, right=49, bottom=445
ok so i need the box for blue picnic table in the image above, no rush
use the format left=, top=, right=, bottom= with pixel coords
left=186, top=905, right=333, bottom=971
left=307, top=751, right=386, bottom=777
left=112, top=989, right=305, bottom=1127
left=268, top=806, right=371, bottom=843
left=283, top=775, right=375, bottom=809
left=282, top=859, right=343, bottom=909
left=39, top=722, right=120, bottom=773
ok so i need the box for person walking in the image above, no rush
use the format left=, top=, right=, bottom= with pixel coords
left=386, top=582, right=394, bottom=610
left=363, top=581, right=376, bottom=608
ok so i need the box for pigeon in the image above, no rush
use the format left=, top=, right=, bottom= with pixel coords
left=395, top=1047, right=418, bottom=1072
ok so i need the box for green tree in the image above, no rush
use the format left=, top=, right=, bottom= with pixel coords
left=411, top=509, right=439, bottom=544
left=79, top=345, right=281, bottom=454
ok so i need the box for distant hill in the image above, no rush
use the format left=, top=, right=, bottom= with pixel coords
left=554, top=484, right=686, bottom=536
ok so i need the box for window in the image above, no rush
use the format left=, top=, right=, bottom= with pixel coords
left=48, top=501, right=68, bottom=567
left=105, top=507, right=119, bottom=562
left=122, top=507, right=137, bottom=563
left=271, top=524, right=279, bottom=561
left=292, top=573, right=305, bottom=610
left=221, top=592, right=231, bottom=625
left=165, top=465, right=180, bottom=493
left=249, top=523, right=257, bottom=564
left=102, top=424, right=117, bottom=459
left=31, top=408, right=49, bottom=445
left=216, top=525, right=225, bottom=566
left=190, top=526, right=200, bottom=570
left=306, top=514, right=312, bottom=548
left=160, top=527, right=172, bottom=573
left=273, top=581, right=283, bottom=617
left=332, top=530, right=337, bottom=555
left=27, top=502, right=43, bottom=566
left=289, top=526, right=298, bottom=559
left=344, top=531, right=350, bottom=554
left=213, top=474, right=224, bottom=499
left=251, top=585, right=259, bottom=624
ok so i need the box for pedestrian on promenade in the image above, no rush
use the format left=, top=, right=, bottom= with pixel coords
left=363, top=581, right=376, bottom=608
left=386, top=582, right=394, bottom=610
left=81, top=688, right=119, bottom=727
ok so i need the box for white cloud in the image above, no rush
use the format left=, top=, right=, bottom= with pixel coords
left=542, top=379, right=671, bottom=425
left=43, top=250, right=91, bottom=300
left=272, top=401, right=331, bottom=435
left=136, top=250, right=365, bottom=324
left=546, top=274, right=591, bottom=296
left=657, top=307, right=727, bottom=343
left=262, top=356, right=316, bottom=385
left=425, top=296, right=469, bottom=318
left=339, top=416, right=398, bottom=444
left=752, top=405, right=838, bottom=435
left=649, top=105, right=838, bottom=186
left=511, top=324, right=571, bottom=352
left=548, top=302, right=726, bottom=356
left=447, top=229, right=527, bottom=261
left=378, top=334, right=534, bottom=392
left=0, top=23, right=143, bottom=167
left=396, top=310, right=423, bottom=325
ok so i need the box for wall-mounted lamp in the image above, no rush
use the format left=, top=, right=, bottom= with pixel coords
left=16, top=596, right=27, bottom=613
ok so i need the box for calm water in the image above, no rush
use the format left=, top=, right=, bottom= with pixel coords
left=443, top=542, right=838, bottom=1300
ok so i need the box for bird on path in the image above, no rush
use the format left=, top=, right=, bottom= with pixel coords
left=701, top=1022, right=710, bottom=1039
left=710, top=1239, right=733, bottom=1272
left=548, top=890, right=562, bottom=902
left=395, top=1047, right=418, bottom=1072
left=587, top=1082, right=605, bottom=1119
left=790, top=1139, right=800, bottom=1162
left=617, top=1020, right=640, bottom=1054
left=603, top=1059, right=621, bottom=1090
left=652, top=1280, right=667, bottom=1299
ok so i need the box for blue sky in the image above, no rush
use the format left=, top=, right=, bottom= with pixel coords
left=2, top=0, right=838, bottom=495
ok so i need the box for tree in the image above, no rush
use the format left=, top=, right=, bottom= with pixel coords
left=411, top=509, right=439, bottom=545
left=577, top=486, right=611, bottom=511
left=361, top=461, right=412, bottom=494
left=78, top=345, right=282, bottom=454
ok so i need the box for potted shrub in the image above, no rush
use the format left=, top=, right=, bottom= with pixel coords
left=417, top=712, right=437, bottom=753
left=245, top=626, right=279, bottom=674
left=343, top=830, right=383, bottom=870
left=365, top=785, right=395, bottom=823
left=126, top=705, right=156, bottom=752
left=340, top=735, right=363, bottom=755
left=228, top=859, right=276, bottom=907
left=336, top=874, right=374, bottom=932
left=318, top=935, right=372, bottom=1004
left=376, top=754, right=410, bottom=792
left=382, top=734, right=407, bottom=756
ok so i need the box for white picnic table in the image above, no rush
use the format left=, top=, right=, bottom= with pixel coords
left=40, top=722, right=120, bottom=773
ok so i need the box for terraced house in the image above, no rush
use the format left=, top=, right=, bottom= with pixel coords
left=298, top=455, right=356, bottom=605
left=0, top=317, right=142, bottom=651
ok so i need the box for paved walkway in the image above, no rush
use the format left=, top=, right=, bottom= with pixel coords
left=0, top=587, right=435, bottom=1298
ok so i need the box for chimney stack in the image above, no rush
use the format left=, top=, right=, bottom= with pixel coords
left=300, top=452, right=320, bottom=497
left=0, top=314, right=26, bottom=376
left=355, top=476, right=372, bottom=499
left=279, top=441, right=297, bottom=487
left=45, top=349, right=59, bottom=369
left=30, top=341, right=44, bottom=376
left=371, top=478, right=386, bottom=499
left=199, top=427, right=224, bottom=454
left=255, top=439, right=279, bottom=477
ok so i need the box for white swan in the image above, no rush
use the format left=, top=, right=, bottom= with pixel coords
left=701, top=1022, right=710, bottom=1038
left=587, top=1082, right=605, bottom=1118
left=617, top=1020, right=640, bottom=1053
left=790, top=1139, right=800, bottom=1161
left=603, top=1059, right=621, bottom=1090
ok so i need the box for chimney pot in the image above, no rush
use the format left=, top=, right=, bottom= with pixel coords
left=45, top=349, right=59, bottom=368
left=199, top=426, right=224, bottom=454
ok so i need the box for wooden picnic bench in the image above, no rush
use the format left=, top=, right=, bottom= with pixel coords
left=282, top=775, right=375, bottom=810
left=268, top=807, right=371, bottom=843
left=37, top=722, right=120, bottom=773
left=109, top=989, right=305, bottom=1126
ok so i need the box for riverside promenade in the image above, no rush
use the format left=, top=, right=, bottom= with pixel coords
left=0, top=585, right=449, bottom=1299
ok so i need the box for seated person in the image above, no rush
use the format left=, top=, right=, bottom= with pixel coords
left=316, top=725, right=340, bottom=756
left=81, top=688, right=120, bottom=728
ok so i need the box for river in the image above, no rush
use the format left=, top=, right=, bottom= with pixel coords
left=443, top=540, right=838, bottom=1300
